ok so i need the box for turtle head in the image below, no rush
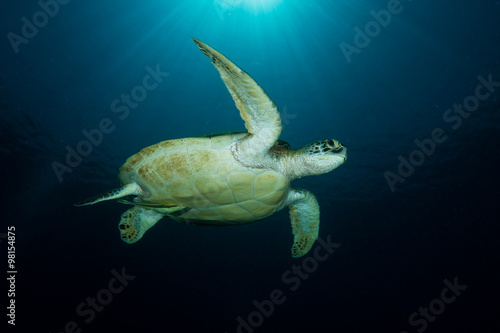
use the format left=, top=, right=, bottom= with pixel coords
left=300, top=139, right=347, bottom=176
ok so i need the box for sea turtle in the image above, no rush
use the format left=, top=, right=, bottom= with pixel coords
left=75, top=37, right=347, bottom=257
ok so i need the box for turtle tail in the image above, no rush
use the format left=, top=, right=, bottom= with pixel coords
left=74, top=183, right=145, bottom=207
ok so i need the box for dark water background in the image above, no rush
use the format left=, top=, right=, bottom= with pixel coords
left=1, top=0, right=499, bottom=332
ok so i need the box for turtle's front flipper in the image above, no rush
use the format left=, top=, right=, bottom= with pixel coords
left=192, top=37, right=282, bottom=166
left=74, top=183, right=145, bottom=206
left=119, top=207, right=163, bottom=244
left=285, top=189, right=320, bottom=258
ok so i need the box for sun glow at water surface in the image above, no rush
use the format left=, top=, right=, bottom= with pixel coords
left=214, top=0, right=283, bottom=15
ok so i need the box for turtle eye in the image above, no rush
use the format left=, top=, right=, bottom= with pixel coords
left=326, top=140, right=344, bottom=153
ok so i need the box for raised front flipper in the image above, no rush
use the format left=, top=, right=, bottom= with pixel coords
left=192, top=37, right=282, bottom=166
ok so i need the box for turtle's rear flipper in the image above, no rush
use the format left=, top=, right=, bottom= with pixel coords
left=74, top=183, right=145, bottom=206
left=119, top=207, right=163, bottom=244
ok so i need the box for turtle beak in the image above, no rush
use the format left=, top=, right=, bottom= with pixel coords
left=333, top=143, right=347, bottom=161
left=327, top=140, right=347, bottom=160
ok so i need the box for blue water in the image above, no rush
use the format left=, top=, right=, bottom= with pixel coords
left=1, top=1, right=499, bottom=332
